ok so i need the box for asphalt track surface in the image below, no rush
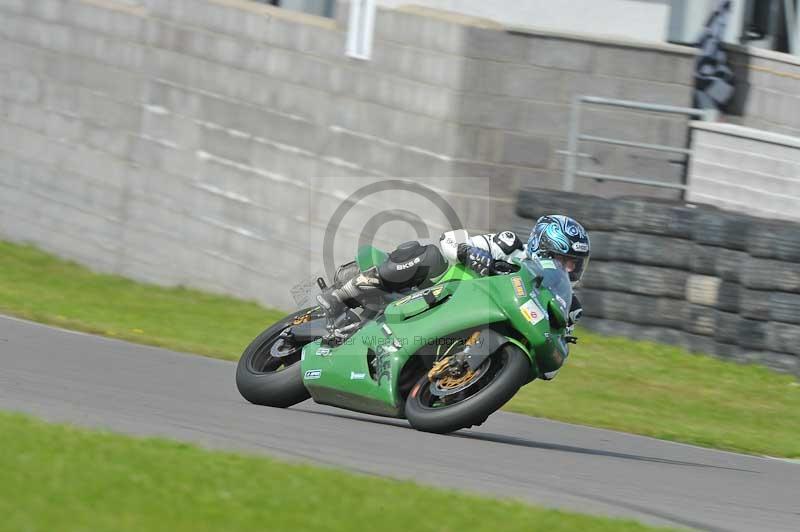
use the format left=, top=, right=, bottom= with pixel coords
left=1, top=315, right=798, bottom=531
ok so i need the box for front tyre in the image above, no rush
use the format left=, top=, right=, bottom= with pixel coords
left=235, top=308, right=318, bottom=408
left=405, top=344, right=530, bottom=434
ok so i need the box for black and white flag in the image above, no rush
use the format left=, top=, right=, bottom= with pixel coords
left=694, top=0, right=736, bottom=110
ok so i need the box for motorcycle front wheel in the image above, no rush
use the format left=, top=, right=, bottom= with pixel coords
left=235, top=307, right=321, bottom=408
left=404, top=344, right=530, bottom=434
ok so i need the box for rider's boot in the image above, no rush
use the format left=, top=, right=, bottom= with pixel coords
left=315, top=287, right=347, bottom=321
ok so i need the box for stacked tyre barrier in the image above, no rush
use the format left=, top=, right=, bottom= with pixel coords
left=514, top=188, right=800, bottom=376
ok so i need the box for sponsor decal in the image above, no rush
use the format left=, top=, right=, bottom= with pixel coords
left=374, top=343, right=397, bottom=385
left=304, top=369, right=322, bottom=380
left=350, top=371, right=366, bottom=380
left=572, top=242, right=589, bottom=253
left=519, top=300, right=545, bottom=325
left=396, top=256, right=422, bottom=271
left=539, top=259, right=556, bottom=269
left=316, top=347, right=331, bottom=357
left=511, top=276, right=526, bottom=298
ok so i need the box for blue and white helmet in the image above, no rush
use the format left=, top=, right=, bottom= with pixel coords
left=527, top=215, right=590, bottom=284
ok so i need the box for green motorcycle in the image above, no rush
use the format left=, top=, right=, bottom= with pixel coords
left=235, top=246, right=575, bottom=433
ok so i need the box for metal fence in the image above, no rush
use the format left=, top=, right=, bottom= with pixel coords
left=562, top=96, right=713, bottom=194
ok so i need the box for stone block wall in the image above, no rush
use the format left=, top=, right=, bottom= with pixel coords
left=427, top=9, right=698, bottom=199
left=726, top=45, right=800, bottom=139
left=0, top=0, right=700, bottom=311
left=514, top=188, right=800, bottom=376
left=688, top=121, right=800, bottom=223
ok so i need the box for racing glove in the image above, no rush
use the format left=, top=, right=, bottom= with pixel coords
left=568, top=307, right=582, bottom=326
left=457, top=244, right=494, bottom=276
left=565, top=295, right=582, bottom=338
left=568, top=294, right=583, bottom=326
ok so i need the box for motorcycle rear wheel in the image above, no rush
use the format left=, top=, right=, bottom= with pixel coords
left=404, top=344, right=530, bottom=434
left=235, top=308, right=319, bottom=408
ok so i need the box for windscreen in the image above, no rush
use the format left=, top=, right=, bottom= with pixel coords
left=521, top=258, right=573, bottom=316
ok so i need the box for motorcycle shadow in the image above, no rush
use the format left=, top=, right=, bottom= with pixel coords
left=451, top=431, right=757, bottom=472
left=293, top=407, right=757, bottom=473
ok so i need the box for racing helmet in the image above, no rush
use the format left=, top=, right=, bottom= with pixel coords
left=526, top=215, right=590, bottom=284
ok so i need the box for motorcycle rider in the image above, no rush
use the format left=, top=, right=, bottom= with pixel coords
left=317, top=215, right=590, bottom=339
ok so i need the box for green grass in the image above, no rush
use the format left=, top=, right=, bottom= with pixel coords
left=0, top=241, right=283, bottom=359
left=2, top=240, right=799, bottom=457
left=0, top=411, right=673, bottom=532
left=507, top=332, right=800, bottom=458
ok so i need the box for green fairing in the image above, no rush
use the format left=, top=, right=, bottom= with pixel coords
left=300, top=246, right=569, bottom=418
left=430, top=262, right=478, bottom=283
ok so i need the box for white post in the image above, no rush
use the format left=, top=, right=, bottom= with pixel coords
left=783, top=0, right=797, bottom=54
left=793, top=0, right=800, bottom=56
left=786, top=0, right=800, bottom=55
left=346, top=0, right=377, bottom=60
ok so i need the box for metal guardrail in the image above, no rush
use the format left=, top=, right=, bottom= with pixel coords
left=562, top=96, right=713, bottom=193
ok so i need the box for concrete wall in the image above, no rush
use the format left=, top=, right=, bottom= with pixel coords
left=726, top=45, right=800, bottom=138
left=378, top=0, right=749, bottom=46
left=688, top=121, right=800, bottom=222
left=0, top=0, right=698, bottom=311
left=375, top=5, right=698, bottom=199
left=377, top=0, right=675, bottom=43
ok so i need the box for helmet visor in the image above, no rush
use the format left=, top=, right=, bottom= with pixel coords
left=554, top=255, right=588, bottom=284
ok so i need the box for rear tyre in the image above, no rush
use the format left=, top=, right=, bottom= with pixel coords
left=405, top=344, right=531, bottom=434
left=235, top=308, right=318, bottom=408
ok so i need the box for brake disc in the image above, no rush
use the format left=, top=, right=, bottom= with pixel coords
left=428, top=358, right=490, bottom=397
